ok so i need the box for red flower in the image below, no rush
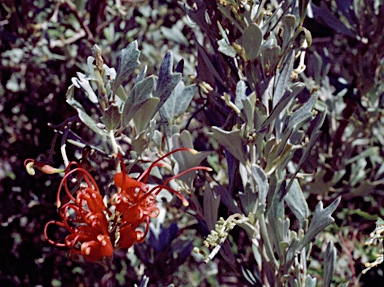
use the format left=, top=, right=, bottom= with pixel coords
left=112, top=148, right=210, bottom=249
left=43, top=148, right=210, bottom=262
left=44, top=163, right=113, bottom=263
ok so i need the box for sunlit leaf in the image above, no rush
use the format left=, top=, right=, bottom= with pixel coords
left=285, top=179, right=309, bottom=228
left=154, top=51, right=182, bottom=112
left=287, top=94, right=317, bottom=130
left=299, top=197, right=341, bottom=250
left=159, top=82, right=197, bottom=123
left=113, top=41, right=140, bottom=93
left=218, top=38, right=236, bottom=58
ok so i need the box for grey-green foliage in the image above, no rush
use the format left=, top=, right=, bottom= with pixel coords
left=187, top=1, right=341, bottom=286
left=64, top=42, right=196, bottom=154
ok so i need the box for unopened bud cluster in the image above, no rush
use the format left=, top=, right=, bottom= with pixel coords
left=203, top=217, right=236, bottom=248
left=194, top=214, right=247, bottom=263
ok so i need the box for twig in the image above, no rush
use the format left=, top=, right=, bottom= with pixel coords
left=338, top=230, right=359, bottom=287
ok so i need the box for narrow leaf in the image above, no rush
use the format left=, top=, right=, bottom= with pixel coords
left=274, top=52, right=294, bottom=107
left=287, top=94, right=317, bottom=130
left=311, top=2, right=357, bottom=38
left=235, top=80, right=247, bottom=110
left=203, top=182, right=221, bottom=230
left=261, top=83, right=305, bottom=131
left=323, top=241, right=336, bottom=287
left=285, top=179, right=309, bottom=228
left=252, top=164, right=269, bottom=206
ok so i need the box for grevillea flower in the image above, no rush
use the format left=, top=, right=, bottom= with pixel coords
left=43, top=148, right=210, bottom=262
left=24, top=159, right=64, bottom=175
left=112, top=148, right=211, bottom=249
left=44, top=162, right=113, bottom=263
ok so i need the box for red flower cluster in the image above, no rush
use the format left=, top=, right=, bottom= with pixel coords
left=44, top=163, right=113, bottom=262
left=43, top=148, right=210, bottom=262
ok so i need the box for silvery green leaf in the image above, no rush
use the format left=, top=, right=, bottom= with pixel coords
left=242, top=23, right=263, bottom=61
left=113, top=41, right=140, bottom=93
left=282, top=15, right=296, bottom=48
left=115, top=85, right=127, bottom=103
left=154, top=51, right=182, bottom=112
left=135, top=66, right=147, bottom=84
left=132, top=97, right=160, bottom=134
left=287, top=94, right=317, bottom=130
left=87, top=56, right=96, bottom=79
left=273, top=52, right=294, bottom=107
left=242, top=92, right=256, bottom=129
left=240, top=264, right=261, bottom=286
left=252, top=164, right=269, bottom=206
left=160, top=25, right=189, bottom=46
left=305, top=275, right=317, bottom=287
left=218, top=38, right=237, bottom=58
left=66, top=93, right=106, bottom=137
left=121, top=76, right=155, bottom=127
left=235, top=80, right=247, bottom=110
left=259, top=38, right=275, bottom=54
left=101, top=103, right=121, bottom=131
left=131, top=130, right=147, bottom=155
left=323, top=241, right=336, bottom=287
left=261, top=82, right=305, bottom=131
left=211, top=127, right=246, bottom=164
left=285, top=179, right=309, bottom=229
left=159, top=82, right=197, bottom=123
left=203, top=182, right=221, bottom=230
left=103, top=64, right=116, bottom=82
left=299, top=197, right=341, bottom=250
left=265, top=143, right=295, bottom=175
left=71, top=73, right=98, bottom=104
left=345, top=146, right=379, bottom=165
left=285, top=110, right=326, bottom=193
left=284, top=237, right=300, bottom=273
